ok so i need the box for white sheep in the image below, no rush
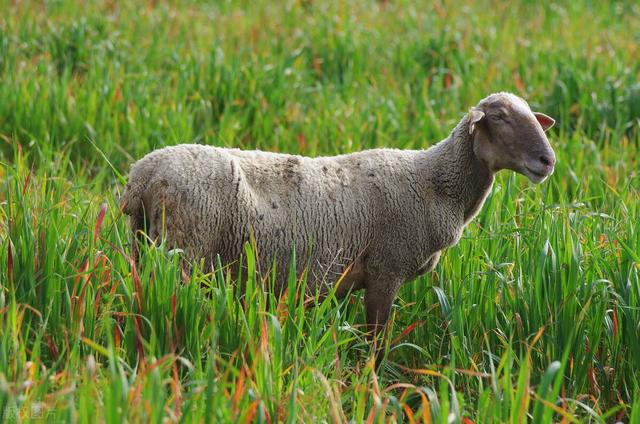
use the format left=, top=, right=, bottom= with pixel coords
left=121, top=92, right=556, bottom=334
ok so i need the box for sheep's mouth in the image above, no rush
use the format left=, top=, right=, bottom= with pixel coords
left=523, top=164, right=552, bottom=183
left=525, top=166, right=548, bottom=178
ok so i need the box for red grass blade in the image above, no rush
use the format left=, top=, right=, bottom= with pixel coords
left=94, top=203, right=107, bottom=243
left=392, top=320, right=423, bottom=345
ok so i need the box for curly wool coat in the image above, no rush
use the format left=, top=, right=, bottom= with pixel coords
left=121, top=115, right=491, bottom=329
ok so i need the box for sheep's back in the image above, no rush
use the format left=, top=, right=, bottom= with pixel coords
left=130, top=144, right=422, bottom=289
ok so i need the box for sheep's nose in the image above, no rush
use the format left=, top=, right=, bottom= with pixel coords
left=539, top=154, right=555, bottom=168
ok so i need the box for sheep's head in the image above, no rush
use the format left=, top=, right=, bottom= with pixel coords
left=468, top=92, right=556, bottom=184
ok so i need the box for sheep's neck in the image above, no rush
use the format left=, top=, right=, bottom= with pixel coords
left=425, top=119, right=495, bottom=224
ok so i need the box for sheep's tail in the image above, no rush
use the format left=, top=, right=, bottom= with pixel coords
left=120, top=181, right=148, bottom=256
left=120, top=181, right=142, bottom=216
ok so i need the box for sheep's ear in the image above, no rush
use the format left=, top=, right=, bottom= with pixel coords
left=468, top=109, right=485, bottom=135
left=534, top=112, right=555, bottom=131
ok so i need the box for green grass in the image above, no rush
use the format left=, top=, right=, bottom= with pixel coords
left=1, top=0, right=639, bottom=421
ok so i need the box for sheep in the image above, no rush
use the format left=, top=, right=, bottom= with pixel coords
left=120, top=92, right=556, bottom=336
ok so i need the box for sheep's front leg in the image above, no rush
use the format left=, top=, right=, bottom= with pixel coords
left=365, top=287, right=396, bottom=336
left=419, top=250, right=442, bottom=275
left=364, top=280, right=401, bottom=367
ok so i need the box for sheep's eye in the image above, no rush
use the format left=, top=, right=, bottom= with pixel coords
left=490, top=113, right=506, bottom=122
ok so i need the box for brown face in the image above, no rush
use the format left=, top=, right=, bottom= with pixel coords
left=469, top=93, right=556, bottom=184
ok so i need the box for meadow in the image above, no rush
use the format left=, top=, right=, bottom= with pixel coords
left=1, top=0, right=639, bottom=422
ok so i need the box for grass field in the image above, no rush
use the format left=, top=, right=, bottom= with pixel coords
left=1, top=0, right=640, bottom=422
